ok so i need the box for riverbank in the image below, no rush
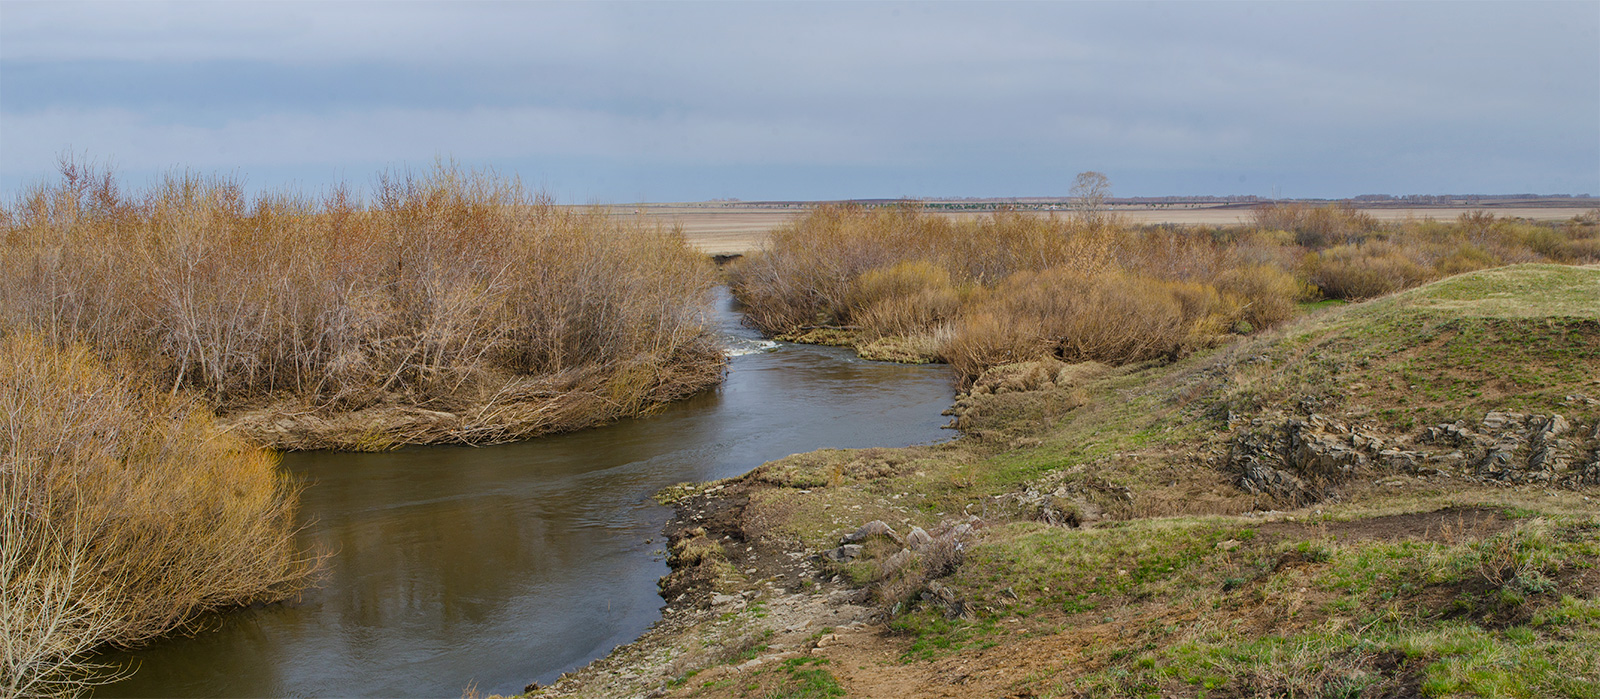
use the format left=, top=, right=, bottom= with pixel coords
left=220, top=350, right=726, bottom=450
left=88, top=290, right=956, bottom=698
left=526, top=264, right=1600, bottom=698
left=727, top=205, right=1600, bottom=384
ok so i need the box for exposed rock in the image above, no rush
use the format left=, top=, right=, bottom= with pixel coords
left=1377, top=448, right=1426, bottom=470
left=1233, top=410, right=1600, bottom=501
left=904, top=526, right=933, bottom=551
left=992, top=487, right=1104, bottom=527
left=1236, top=461, right=1313, bottom=504
left=882, top=548, right=915, bottom=574
left=841, top=520, right=900, bottom=545
left=943, top=522, right=976, bottom=541
left=1228, top=415, right=1371, bottom=505
left=920, top=580, right=965, bottom=619
left=822, top=544, right=863, bottom=563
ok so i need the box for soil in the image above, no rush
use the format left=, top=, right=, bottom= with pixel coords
left=1256, top=506, right=1512, bottom=544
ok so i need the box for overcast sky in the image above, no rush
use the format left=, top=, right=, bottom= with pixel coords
left=2, top=1, right=1596, bottom=202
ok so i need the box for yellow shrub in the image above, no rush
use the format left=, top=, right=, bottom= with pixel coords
left=0, top=333, right=314, bottom=697
left=850, top=261, right=963, bottom=337
left=0, top=161, right=721, bottom=427
left=1303, top=243, right=1434, bottom=300
left=1214, top=264, right=1301, bottom=330
left=944, top=269, right=1230, bottom=382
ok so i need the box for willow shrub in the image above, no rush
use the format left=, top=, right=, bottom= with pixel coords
left=0, top=161, right=723, bottom=446
left=1, top=334, right=314, bottom=698
left=731, top=204, right=1113, bottom=336
left=944, top=269, right=1233, bottom=381
left=733, top=206, right=1255, bottom=382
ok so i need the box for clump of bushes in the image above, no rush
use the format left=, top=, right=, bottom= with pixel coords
left=0, top=160, right=724, bottom=448
left=0, top=333, right=315, bottom=697
left=1303, top=241, right=1436, bottom=300
left=733, top=206, right=1284, bottom=383
left=735, top=203, right=1599, bottom=381
left=1299, top=211, right=1600, bottom=300
left=943, top=269, right=1231, bottom=381
left=1252, top=202, right=1378, bottom=248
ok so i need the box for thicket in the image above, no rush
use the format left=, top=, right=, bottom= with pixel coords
left=0, top=161, right=724, bottom=448
left=0, top=334, right=314, bottom=698
left=732, top=203, right=1599, bottom=382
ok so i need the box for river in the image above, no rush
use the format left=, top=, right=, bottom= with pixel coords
left=95, top=289, right=955, bottom=698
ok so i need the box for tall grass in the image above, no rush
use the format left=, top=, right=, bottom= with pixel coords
left=734, top=204, right=1599, bottom=382
left=0, top=333, right=314, bottom=697
left=0, top=161, right=724, bottom=448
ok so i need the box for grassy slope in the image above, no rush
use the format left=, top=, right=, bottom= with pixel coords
left=566, top=265, right=1600, bottom=699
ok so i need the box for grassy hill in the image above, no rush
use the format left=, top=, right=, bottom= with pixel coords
left=533, top=264, right=1600, bottom=699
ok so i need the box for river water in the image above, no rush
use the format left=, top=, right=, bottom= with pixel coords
left=95, top=290, right=954, bottom=698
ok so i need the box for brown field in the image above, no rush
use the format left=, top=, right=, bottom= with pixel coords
left=603, top=203, right=1598, bottom=255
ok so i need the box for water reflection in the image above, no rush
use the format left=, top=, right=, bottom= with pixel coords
left=97, top=290, right=954, bottom=697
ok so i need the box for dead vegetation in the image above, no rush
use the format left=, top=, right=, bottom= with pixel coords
left=730, top=201, right=1600, bottom=384
left=0, top=159, right=724, bottom=449
left=0, top=334, right=316, bottom=698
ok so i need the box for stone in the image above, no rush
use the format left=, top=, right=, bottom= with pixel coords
left=904, top=526, right=934, bottom=551
left=944, top=523, right=975, bottom=540
left=883, top=548, right=915, bottom=573
left=1545, top=414, right=1572, bottom=437
left=823, top=544, right=863, bottom=562
left=841, top=520, right=899, bottom=545
left=1478, top=448, right=1517, bottom=478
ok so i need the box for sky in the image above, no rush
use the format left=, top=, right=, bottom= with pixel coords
left=2, top=1, right=1597, bottom=203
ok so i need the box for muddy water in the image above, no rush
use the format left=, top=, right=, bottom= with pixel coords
left=95, top=290, right=954, bottom=698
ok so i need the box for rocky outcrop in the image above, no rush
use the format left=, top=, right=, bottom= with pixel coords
left=1229, top=414, right=1390, bottom=505
left=1422, top=412, right=1600, bottom=488
left=1229, top=410, right=1600, bottom=505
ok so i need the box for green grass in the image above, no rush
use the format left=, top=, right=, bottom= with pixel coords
left=761, top=658, right=845, bottom=699
left=975, top=514, right=1600, bottom=698
left=669, top=264, right=1600, bottom=697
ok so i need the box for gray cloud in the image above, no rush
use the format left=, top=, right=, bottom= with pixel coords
left=2, top=1, right=1595, bottom=200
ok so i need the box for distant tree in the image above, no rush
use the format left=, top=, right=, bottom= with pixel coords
left=1071, top=171, right=1111, bottom=227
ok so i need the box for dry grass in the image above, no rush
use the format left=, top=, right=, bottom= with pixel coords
left=0, top=160, right=724, bottom=449
left=0, top=333, right=315, bottom=698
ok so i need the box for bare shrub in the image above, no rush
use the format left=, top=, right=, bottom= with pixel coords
left=1214, top=264, right=1302, bottom=330
left=0, top=160, right=722, bottom=447
left=944, top=269, right=1230, bottom=383
left=850, top=260, right=962, bottom=338
left=1117, top=227, right=1236, bottom=283
left=731, top=205, right=1112, bottom=337
left=1253, top=202, right=1376, bottom=248
left=0, top=334, right=315, bottom=697
left=1303, top=242, right=1434, bottom=300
